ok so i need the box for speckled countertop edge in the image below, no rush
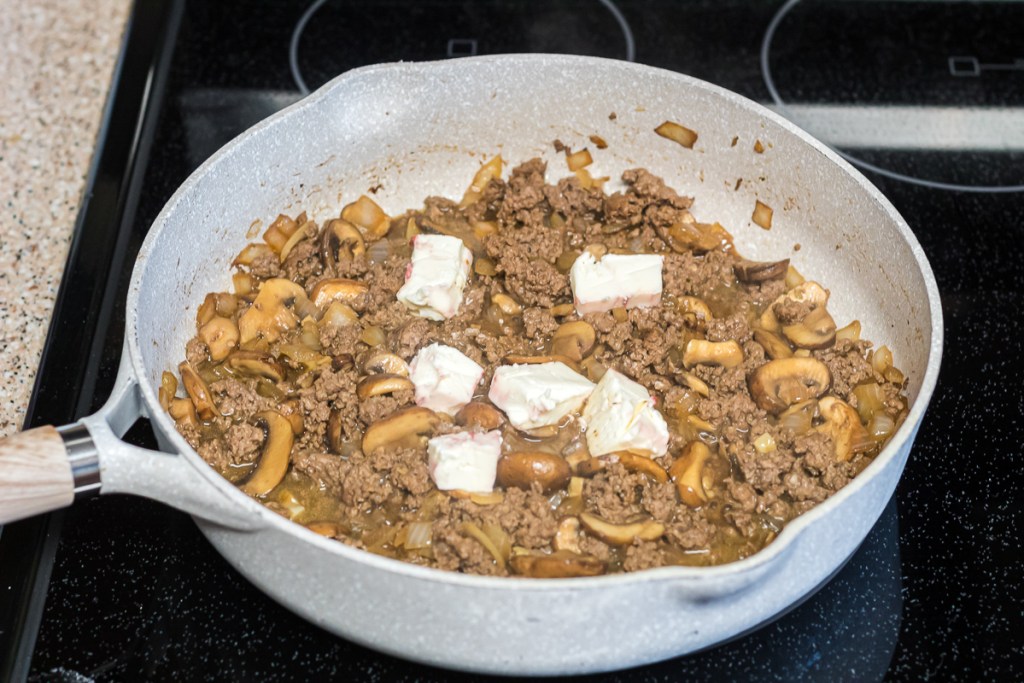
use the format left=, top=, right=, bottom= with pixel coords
left=0, top=0, right=133, bottom=437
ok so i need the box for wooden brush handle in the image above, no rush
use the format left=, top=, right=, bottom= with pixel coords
left=0, top=425, right=74, bottom=525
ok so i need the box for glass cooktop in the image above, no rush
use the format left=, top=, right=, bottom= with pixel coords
left=3, top=1, right=1022, bottom=680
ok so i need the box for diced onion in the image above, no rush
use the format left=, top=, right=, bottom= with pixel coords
left=868, top=412, right=895, bottom=440
left=263, top=214, right=298, bottom=253
left=752, top=200, right=773, bottom=230
left=232, top=272, right=252, bottom=296
left=400, top=521, right=433, bottom=550
left=360, top=325, right=386, bottom=346
left=566, top=148, right=593, bottom=171
left=322, top=301, right=359, bottom=328
left=785, top=265, right=805, bottom=289
left=461, top=521, right=506, bottom=568
left=753, top=433, right=777, bottom=454
left=232, top=242, right=274, bottom=267
left=872, top=345, right=893, bottom=374
left=278, top=221, right=314, bottom=263
left=460, top=155, right=503, bottom=207
left=341, top=195, right=390, bottom=237
left=835, top=320, right=861, bottom=342
left=655, top=120, right=698, bottom=149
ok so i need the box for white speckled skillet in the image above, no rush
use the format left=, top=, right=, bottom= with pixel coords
left=0, top=55, right=942, bottom=675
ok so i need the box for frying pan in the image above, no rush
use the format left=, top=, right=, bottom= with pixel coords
left=0, top=55, right=942, bottom=675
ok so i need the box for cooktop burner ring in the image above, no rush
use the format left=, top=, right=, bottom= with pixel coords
left=289, top=0, right=635, bottom=97
left=761, top=0, right=1024, bottom=194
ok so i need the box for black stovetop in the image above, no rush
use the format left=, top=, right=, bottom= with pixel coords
left=3, top=1, right=1023, bottom=680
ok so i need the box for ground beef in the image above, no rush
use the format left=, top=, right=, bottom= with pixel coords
left=249, top=252, right=281, bottom=279
left=497, top=158, right=549, bottom=228
left=225, top=422, right=264, bottom=464
left=209, top=378, right=272, bottom=422
left=185, top=337, right=208, bottom=366
left=281, top=237, right=323, bottom=286
left=815, top=339, right=876, bottom=400
left=172, top=157, right=909, bottom=578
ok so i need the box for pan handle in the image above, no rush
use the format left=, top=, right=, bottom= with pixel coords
left=0, top=351, right=264, bottom=531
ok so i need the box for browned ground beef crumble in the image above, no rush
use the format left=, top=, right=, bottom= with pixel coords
left=167, top=156, right=908, bottom=577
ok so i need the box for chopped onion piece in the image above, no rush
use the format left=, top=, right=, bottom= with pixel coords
left=341, top=195, right=389, bottom=237
left=753, top=200, right=773, bottom=230
left=835, top=320, right=861, bottom=342
left=460, top=155, right=503, bottom=207
left=655, top=120, right=698, bottom=149
left=263, top=214, right=298, bottom=253
left=566, top=148, right=593, bottom=171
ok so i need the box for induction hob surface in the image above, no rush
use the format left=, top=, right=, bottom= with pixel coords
left=4, top=1, right=1023, bottom=680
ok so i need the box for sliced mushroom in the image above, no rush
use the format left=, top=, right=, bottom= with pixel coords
left=782, top=306, right=837, bottom=350
left=676, top=296, right=713, bottom=329
left=491, top=293, right=522, bottom=316
left=753, top=329, right=793, bottom=360
left=579, top=512, right=665, bottom=546
left=553, top=517, right=582, bottom=554
left=238, top=278, right=310, bottom=344
left=817, top=396, right=871, bottom=462
left=679, top=371, right=710, bottom=397
left=659, top=220, right=734, bottom=254
left=361, top=406, right=440, bottom=454
left=759, top=280, right=829, bottom=332
left=363, top=352, right=410, bottom=377
left=320, top=218, right=365, bottom=272
left=747, top=357, right=831, bottom=414
left=310, top=278, right=369, bottom=310
left=279, top=398, right=305, bottom=435
left=448, top=489, right=505, bottom=505
left=455, top=402, right=505, bottom=431
left=198, top=316, right=239, bottom=362
left=179, top=361, right=218, bottom=421
left=550, top=321, right=597, bottom=362
left=669, top=441, right=712, bottom=507
left=496, top=452, right=572, bottom=493
left=682, top=339, right=744, bottom=368
left=734, top=258, right=790, bottom=283
left=168, top=397, right=199, bottom=430
left=575, top=452, right=669, bottom=483
left=327, top=409, right=347, bottom=453
left=227, top=351, right=286, bottom=383
left=356, top=373, right=415, bottom=399
left=240, top=411, right=294, bottom=496
left=509, top=550, right=606, bottom=578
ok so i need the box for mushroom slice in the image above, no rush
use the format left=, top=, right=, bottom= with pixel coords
left=363, top=352, right=410, bottom=377
left=676, top=296, right=713, bottom=329
left=496, top=452, right=572, bottom=493
left=748, top=357, right=831, bottom=415
left=550, top=321, right=597, bottom=362
left=579, top=512, right=665, bottom=546
left=226, top=351, right=287, bottom=383
left=782, top=306, right=837, bottom=350
left=553, top=517, right=582, bottom=554
left=320, top=218, right=366, bottom=271
left=198, top=316, right=239, bottom=362
left=168, top=397, right=199, bottom=430
left=279, top=398, right=305, bottom=435
left=760, top=280, right=829, bottom=332
left=753, top=329, right=794, bottom=360
left=455, top=402, right=505, bottom=431
left=491, top=293, right=522, bottom=316
left=817, top=396, right=871, bottom=462
left=240, top=411, right=294, bottom=496
left=356, top=373, right=415, bottom=400
left=509, top=550, right=606, bottom=578
left=327, top=409, right=348, bottom=453
left=503, top=354, right=581, bottom=372
left=310, top=278, right=369, bottom=310
left=178, top=361, right=218, bottom=421
left=238, top=278, right=310, bottom=344
left=669, top=441, right=712, bottom=507
left=682, top=339, right=744, bottom=369
left=362, top=406, right=440, bottom=454
left=734, top=258, right=790, bottom=283
left=575, top=453, right=669, bottom=483
left=659, top=220, right=735, bottom=254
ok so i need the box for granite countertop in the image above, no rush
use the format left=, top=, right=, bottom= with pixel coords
left=0, top=0, right=132, bottom=437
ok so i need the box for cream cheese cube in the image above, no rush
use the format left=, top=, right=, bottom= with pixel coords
left=427, top=430, right=503, bottom=492
left=569, top=252, right=664, bottom=315
left=397, top=234, right=473, bottom=321
left=409, top=343, right=484, bottom=416
left=488, top=362, right=595, bottom=431
left=582, top=369, right=669, bottom=457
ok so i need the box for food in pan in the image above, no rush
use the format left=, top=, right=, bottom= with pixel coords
left=162, top=142, right=909, bottom=578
